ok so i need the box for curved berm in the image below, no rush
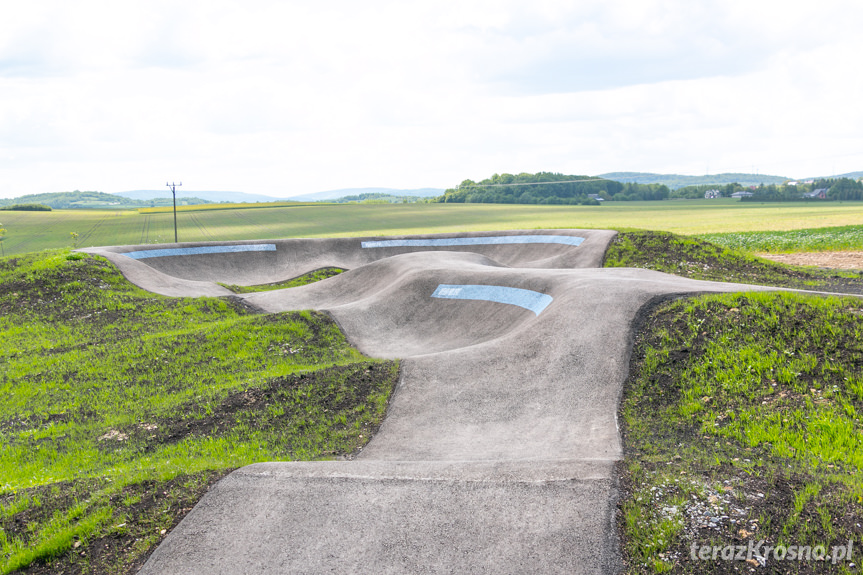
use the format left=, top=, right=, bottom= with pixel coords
left=84, top=230, right=777, bottom=574
left=84, top=229, right=614, bottom=297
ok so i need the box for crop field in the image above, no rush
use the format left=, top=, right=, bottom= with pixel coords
left=701, top=225, right=863, bottom=253
left=1, top=200, right=862, bottom=256
left=138, top=201, right=324, bottom=213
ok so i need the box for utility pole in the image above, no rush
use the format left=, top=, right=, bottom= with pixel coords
left=166, top=182, right=182, bottom=243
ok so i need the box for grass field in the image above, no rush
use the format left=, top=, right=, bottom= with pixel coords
left=1, top=200, right=863, bottom=256
left=137, top=201, right=325, bottom=213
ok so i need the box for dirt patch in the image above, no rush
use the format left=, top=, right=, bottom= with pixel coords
left=758, top=251, right=863, bottom=270
left=618, top=461, right=863, bottom=574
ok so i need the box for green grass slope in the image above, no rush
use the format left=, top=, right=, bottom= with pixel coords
left=0, top=251, right=397, bottom=574
left=611, top=233, right=863, bottom=574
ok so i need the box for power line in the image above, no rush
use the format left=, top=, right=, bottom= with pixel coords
left=166, top=182, right=182, bottom=243
left=460, top=178, right=611, bottom=188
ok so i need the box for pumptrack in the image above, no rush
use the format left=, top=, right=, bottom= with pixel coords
left=85, top=230, right=778, bottom=574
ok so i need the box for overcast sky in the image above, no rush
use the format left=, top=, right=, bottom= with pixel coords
left=2, top=0, right=862, bottom=199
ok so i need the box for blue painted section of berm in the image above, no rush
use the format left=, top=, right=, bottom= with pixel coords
left=361, top=235, right=584, bottom=249
left=431, top=284, right=553, bottom=316
left=123, top=244, right=277, bottom=259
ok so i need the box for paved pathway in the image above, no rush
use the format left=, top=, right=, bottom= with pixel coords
left=86, top=231, right=776, bottom=574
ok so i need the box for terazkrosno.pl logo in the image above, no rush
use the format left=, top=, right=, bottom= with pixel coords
left=690, top=540, right=855, bottom=566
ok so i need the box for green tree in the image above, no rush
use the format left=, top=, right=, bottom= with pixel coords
left=828, top=178, right=863, bottom=201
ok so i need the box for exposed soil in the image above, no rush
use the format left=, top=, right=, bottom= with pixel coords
left=618, top=460, right=863, bottom=574
left=758, top=251, right=863, bottom=270
left=8, top=236, right=861, bottom=574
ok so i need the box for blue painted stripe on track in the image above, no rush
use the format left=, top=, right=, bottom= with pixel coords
left=431, top=284, right=553, bottom=316
left=361, top=235, right=584, bottom=248
left=123, top=244, right=277, bottom=259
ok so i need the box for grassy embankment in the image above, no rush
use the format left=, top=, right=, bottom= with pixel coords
left=218, top=268, right=345, bottom=294
left=0, top=251, right=394, bottom=574
left=1, top=199, right=863, bottom=256
left=605, top=230, right=863, bottom=293
left=607, top=232, right=863, bottom=574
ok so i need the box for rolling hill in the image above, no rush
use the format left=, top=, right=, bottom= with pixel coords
left=598, top=172, right=791, bottom=189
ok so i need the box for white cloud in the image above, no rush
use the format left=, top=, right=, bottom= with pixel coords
left=1, top=0, right=862, bottom=199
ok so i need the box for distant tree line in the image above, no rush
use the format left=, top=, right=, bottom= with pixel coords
left=331, top=192, right=426, bottom=204
left=0, top=203, right=52, bottom=211
left=740, top=178, right=863, bottom=202
left=670, top=183, right=749, bottom=199
left=605, top=172, right=789, bottom=189
left=669, top=178, right=863, bottom=201
left=434, top=172, right=670, bottom=204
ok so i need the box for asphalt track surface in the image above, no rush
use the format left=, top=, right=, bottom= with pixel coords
left=85, top=230, right=779, bottom=574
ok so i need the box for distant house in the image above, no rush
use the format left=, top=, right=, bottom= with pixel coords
left=803, top=188, right=828, bottom=199
left=587, top=194, right=604, bottom=201
left=731, top=191, right=754, bottom=198
left=704, top=189, right=721, bottom=199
